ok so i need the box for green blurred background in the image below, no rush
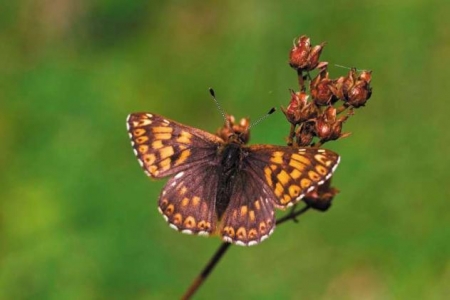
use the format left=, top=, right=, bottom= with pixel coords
left=1, top=0, right=449, bottom=299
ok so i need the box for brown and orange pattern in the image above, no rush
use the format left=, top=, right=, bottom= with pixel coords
left=126, top=112, right=340, bottom=246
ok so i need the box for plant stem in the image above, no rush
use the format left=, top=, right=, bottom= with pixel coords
left=181, top=205, right=311, bottom=299
left=181, top=242, right=231, bottom=300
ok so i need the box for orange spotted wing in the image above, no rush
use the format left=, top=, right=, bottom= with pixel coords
left=219, top=146, right=339, bottom=245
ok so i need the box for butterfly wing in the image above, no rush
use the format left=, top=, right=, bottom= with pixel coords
left=219, top=145, right=340, bottom=246
left=127, top=113, right=224, bottom=236
left=245, top=145, right=340, bottom=209
left=158, top=164, right=220, bottom=236
left=126, top=113, right=224, bottom=178
left=219, top=170, right=276, bottom=246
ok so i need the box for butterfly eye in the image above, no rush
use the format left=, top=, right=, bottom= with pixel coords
left=237, top=132, right=250, bottom=144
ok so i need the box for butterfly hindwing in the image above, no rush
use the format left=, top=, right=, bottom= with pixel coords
left=158, top=164, right=220, bottom=236
left=127, top=113, right=224, bottom=178
left=245, top=145, right=340, bottom=209
left=219, top=170, right=276, bottom=246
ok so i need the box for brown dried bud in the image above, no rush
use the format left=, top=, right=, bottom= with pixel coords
left=329, top=70, right=354, bottom=100
left=328, top=78, right=343, bottom=100
left=310, top=67, right=338, bottom=106
left=289, top=35, right=326, bottom=71
left=346, top=80, right=372, bottom=107
left=329, top=68, right=372, bottom=107
left=303, top=179, right=339, bottom=211
left=289, top=35, right=310, bottom=70
left=217, top=115, right=251, bottom=144
left=346, top=70, right=372, bottom=107
left=295, top=121, right=315, bottom=147
left=315, top=106, right=351, bottom=143
left=316, top=115, right=332, bottom=139
left=282, top=90, right=320, bottom=126
left=308, top=44, right=327, bottom=71
left=359, top=70, right=372, bottom=83
left=281, top=90, right=308, bottom=125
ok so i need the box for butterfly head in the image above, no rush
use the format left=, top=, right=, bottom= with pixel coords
left=217, top=115, right=251, bottom=145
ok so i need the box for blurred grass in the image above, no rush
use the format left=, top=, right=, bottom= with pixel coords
left=1, top=0, right=449, bottom=299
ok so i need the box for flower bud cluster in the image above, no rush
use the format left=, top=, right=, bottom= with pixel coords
left=283, top=35, right=373, bottom=211
left=284, top=35, right=372, bottom=147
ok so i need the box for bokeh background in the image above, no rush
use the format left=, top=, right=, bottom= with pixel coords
left=1, top=0, right=449, bottom=299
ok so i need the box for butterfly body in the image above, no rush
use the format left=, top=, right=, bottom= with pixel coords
left=216, top=142, right=243, bottom=218
left=127, top=112, right=340, bottom=246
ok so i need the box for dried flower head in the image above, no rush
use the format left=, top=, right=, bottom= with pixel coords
left=303, top=179, right=339, bottom=211
left=289, top=35, right=327, bottom=72
left=295, top=121, right=316, bottom=147
left=329, top=68, right=373, bottom=107
left=310, top=67, right=338, bottom=106
left=217, top=115, right=251, bottom=144
left=316, top=106, right=352, bottom=143
left=281, top=90, right=319, bottom=125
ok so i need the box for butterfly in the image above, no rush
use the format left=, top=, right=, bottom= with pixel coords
left=126, top=112, right=340, bottom=246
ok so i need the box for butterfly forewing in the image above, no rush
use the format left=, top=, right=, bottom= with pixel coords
left=127, top=113, right=224, bottom=178
left=245, top=145, right=340, bottom=209
left=158, top=164, right=220, bottom=236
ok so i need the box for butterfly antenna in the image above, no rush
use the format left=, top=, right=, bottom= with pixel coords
left=334, top=64, right=352, bottom=70
left=334, top=64, right=364, bottom=72
left=247, top=107, right=276, bottom=131
left=209, top=88, right=229, bottom=126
